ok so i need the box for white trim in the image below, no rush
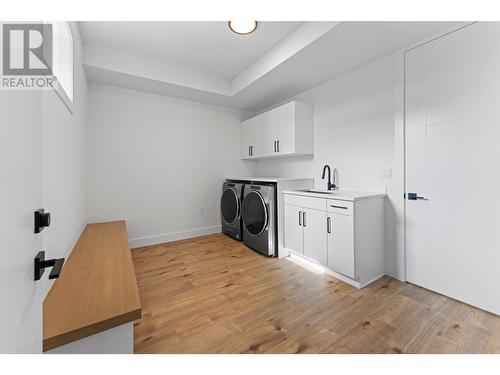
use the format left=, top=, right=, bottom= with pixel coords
left=129, top=225, right=221, bottom=249
left=358, top=273, right=385, bottom=289
left=391, top=50, right=406, bottom=282
left=49, top=21, right=75, bottom=114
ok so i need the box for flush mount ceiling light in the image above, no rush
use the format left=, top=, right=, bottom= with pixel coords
left=228, top=21, right=258, bottom=35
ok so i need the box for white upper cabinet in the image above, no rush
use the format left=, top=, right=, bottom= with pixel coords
left=240, top=101, right=313, bottom=160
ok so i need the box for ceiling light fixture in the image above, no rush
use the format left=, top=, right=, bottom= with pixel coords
left=228, top=21, right=258, bottom=35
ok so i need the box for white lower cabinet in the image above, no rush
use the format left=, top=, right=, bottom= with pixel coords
left=284, top=192, right=385, bottom=288
left=284, top=204, right=303, bottom=255
left=303, top=209, right=327, bottom=266
left=327, top=213, right=354, bottom=278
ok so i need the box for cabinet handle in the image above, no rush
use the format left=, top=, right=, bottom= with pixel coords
left=274, top=141, right=277, bottom=152
left=327, top=216, right=331, bottom=234
left=277, top=140, right=280, bottom=152
left=248, top=146, right=251, bottom=156
left=303, top=211, right=306, bottom=227
left=330, top=205, right=348, bottom=210
left=250, top=146, right=253, bottom=156
left=299, top=211, right=302, bottom=226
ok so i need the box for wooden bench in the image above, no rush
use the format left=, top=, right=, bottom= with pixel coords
left=43, top=221, right=141, bottom=353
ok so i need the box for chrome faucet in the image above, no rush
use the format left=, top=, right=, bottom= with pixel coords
left=322, top=165, right=337, bottom=190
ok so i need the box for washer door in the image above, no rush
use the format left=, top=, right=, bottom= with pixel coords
left=242, top=191, right=268, bottom=236
left=221, top=188, right=240, bottom=224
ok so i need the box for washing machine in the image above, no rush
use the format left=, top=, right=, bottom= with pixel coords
left=220, top=181, right=244, bottom=240
left=241, top=183, right=277, bottom=256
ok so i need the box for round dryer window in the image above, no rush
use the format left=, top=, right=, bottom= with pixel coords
left=221, top=188, right=239, bottom=224
left=242, top=191, right=268, bottom=236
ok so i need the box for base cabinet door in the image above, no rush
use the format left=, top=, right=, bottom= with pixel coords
left=303, top=209, right=327, bottom=266
left=327, top=214, right=355, bottom=278
left=284, top=204, right=303, bottom=255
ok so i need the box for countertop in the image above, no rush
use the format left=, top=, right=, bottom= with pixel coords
left=43, top=221, right=141, bottom=352
left=225, top=176, right=313, bottom=183
left=283, top=189, right=387, bottom=202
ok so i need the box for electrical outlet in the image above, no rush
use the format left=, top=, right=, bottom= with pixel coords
left=381, top=168, right=392, bottom=180
left=200, top=207, right=204, bottom=215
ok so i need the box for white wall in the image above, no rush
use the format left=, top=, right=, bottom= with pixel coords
left=86, top=84, right=255, bottom=247
left=255, top=55, right=398, bottom=277
left=41, top=23, right=88, bottom=300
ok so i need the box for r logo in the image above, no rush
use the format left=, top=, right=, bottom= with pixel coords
left=2, top=23, right=53, bottom=75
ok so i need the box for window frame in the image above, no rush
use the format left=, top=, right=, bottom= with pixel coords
left=49, top=21, right=74, bottom=114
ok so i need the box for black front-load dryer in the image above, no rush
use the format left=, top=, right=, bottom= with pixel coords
left=221, top=181, right=244, bottom=240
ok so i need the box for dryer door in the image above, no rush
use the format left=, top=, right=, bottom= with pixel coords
left=221, top=188, right=240, bottom=225
left=242, top=191, right=268, bottom=236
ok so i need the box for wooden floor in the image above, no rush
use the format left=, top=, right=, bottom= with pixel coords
left=131, top=233, right=500, bottom=354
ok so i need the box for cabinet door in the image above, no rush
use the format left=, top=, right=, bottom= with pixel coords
left=284, top=204, right=303, bottom=255
left=258, top=110, right=275, bottom=157
left=273, top=101, right=295, bottom=155
left=303, top=208, right=327, bottom=266
left=327, top=213, right=355, bottom=278
left=241, top=117, right=256, bottom=159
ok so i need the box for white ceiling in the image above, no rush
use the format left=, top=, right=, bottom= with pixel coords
left=79, top=21, right=464, bottom=112
left=79, top=21, right=303, bottom=80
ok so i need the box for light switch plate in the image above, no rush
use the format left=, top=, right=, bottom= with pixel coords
left=381, top=168, right=392, bottom=180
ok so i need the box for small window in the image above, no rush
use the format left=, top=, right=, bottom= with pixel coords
left=51, top=21, right=74, bottom=108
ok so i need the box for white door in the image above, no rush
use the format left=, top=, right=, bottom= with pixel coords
left=405, top=22, right=500, bottom=315
left=0, top=90, right=44, bottom=352
left=284, top=204, right=303, bottom=255
left=273, top=101, right=295, bottom=155
left=303, top=209, right=327, bottom=266
left=327, top=214, right=355, bottom=278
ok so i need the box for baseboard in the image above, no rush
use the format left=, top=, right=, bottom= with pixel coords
left=129, top=225, right=221, bottom=249
left=359, top=273, right=386, bottom=289
left=384, top=261, right=405, bottom=281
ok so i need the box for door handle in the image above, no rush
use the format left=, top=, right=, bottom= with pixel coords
left=302, top=211, right=306, bottom=227
left=407, top=193, right=428, bottom=201
left=34, top=251, right=65, bottom=281
left=299, top=211, right=302, bottom=226
left=330, top=205, right=348, bottom=210
left=327, top=216, right=331, bottom=234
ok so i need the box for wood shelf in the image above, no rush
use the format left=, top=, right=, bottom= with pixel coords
left=43, top=221, right=141, bottom=352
